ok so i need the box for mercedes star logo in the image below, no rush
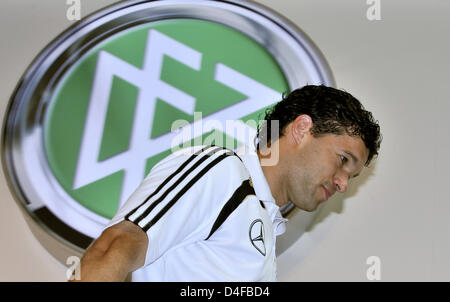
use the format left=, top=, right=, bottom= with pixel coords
left=249, top=219, right=266, bottom=256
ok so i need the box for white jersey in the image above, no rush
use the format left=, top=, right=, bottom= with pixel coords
left=106, top=145, right=287, bottom=281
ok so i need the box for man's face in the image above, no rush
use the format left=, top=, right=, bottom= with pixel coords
left=285, top=130, right=369, bottom=212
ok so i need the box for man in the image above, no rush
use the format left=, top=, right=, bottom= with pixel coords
left=74, top=85, right=381, bottom=282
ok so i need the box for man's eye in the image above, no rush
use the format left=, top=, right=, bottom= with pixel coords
left=340, top=155, right=348, bottom=164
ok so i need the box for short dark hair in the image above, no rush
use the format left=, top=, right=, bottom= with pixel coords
left=256, top=85, right=382, bottom=166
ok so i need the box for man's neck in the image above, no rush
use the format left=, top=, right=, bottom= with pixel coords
left=256, top=145, right=289, bottom=208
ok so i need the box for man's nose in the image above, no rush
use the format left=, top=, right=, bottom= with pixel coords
left=333, top=173, right=349, bottom=193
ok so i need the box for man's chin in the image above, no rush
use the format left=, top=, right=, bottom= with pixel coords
left=295, top=201, right=320, bottom=212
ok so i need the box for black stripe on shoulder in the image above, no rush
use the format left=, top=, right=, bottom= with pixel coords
left=205, top=179, right=256, bottom=240
left=141, top=149, right=235, bottom=232
left=125, top=145, right=217, bottom=222
left=131, top=146, right=223, bottom=225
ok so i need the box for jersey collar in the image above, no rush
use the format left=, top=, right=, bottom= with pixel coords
left=236, top=145, right=276, bottom=204
left=236, top=145, right=288, bottom=236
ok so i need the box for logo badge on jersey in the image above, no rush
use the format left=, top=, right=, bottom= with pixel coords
left=249, top=219, right=266, bottom=256
left=2, top=0, right=334, bottom=262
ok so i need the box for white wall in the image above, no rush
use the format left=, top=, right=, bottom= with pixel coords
left=0, top=0, right=449, bottom=281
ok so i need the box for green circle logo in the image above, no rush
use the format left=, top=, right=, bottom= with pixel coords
left=45, top=19, right=288, bottom=219
left=2, top=0, right=334, bottom=255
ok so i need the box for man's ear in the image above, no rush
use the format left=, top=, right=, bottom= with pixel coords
left=291, top=114, right=313, bottom=144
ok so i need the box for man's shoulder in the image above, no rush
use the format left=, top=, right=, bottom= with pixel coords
left=153, top=145, right=248, bottom=175
left=146, top=145, right=251, bottom=220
